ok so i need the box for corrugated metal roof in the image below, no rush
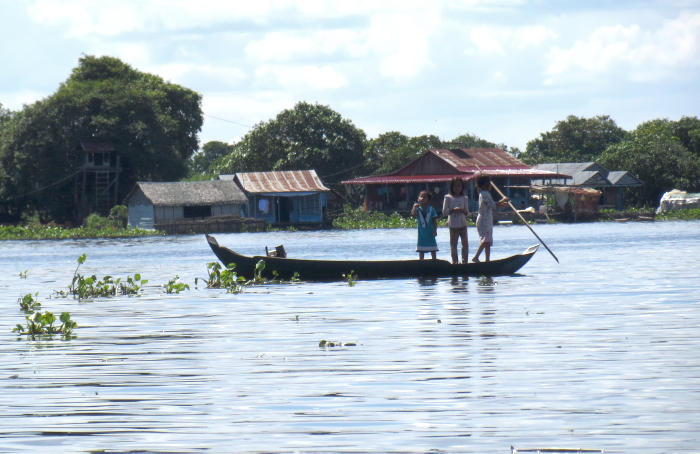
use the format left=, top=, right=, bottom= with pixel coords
left=343, top=174, right=466, bottom=185
left=235, top=170, right=330, bottom=194
left=430, top=148, right=529, bottom=171
left=342, top=167, right=563, bottom=184
left=607, top=171, right=643, bottom=186
left=342, top=148, right=567, bottom=184
left=533, top=163, right=642, bottom=187
left=133, top=181, right=247, bottom=206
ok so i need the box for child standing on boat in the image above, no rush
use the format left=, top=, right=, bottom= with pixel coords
left=411, top=190, right=439, bottom=260
left=442, top=176, right=469, bottom=264
left=472, top=176, right=509, bottom=263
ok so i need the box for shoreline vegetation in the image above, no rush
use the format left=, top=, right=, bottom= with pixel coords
left=0, top=209, right=164, bottom=240
left=2, top=206, right=699, bottom=241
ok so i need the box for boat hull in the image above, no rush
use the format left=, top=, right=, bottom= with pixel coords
left=205, top=234, right=538, bottom=281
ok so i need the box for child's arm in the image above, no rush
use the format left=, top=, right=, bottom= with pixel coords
left=411, top=202, right=419, bottom=217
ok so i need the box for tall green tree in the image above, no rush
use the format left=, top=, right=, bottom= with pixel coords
left=672, top=116, right=700, bottom=157
left=598, top=119, right=700, bottom=206
left=521, top=115, right=627, bottom=164
left=216, top=102, right=366, bottom=187
left=363, top=133, right=444, bottom=175
left=444, top=133, right=495, bottom=149
left=189, top=140, right=234, bottom=176
left=0, top=55, right=202, bottom=223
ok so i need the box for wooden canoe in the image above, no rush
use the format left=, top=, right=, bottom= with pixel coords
left=205, top=234, right=539, bottom=281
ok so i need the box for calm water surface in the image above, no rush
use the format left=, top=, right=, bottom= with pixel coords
left=1, top=221, right=699, bottom=453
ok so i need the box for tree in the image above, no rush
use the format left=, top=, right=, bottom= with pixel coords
left=444, top=133, right=495, bottom=149
left=598, top=119, right=700, bottom=206
left=672, top=116, right=700, bottom=158
left=0, top=55, right=203, bottom=223
left=521, top=115, right=627, bottom=164
left=189, top=140, right=233, bottom=176
left=215, top=102, right=366, bottom=187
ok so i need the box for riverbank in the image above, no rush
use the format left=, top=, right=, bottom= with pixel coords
left=0, top=224, right=164, bottom=240
left=3, top=207, right=699, bottom=240
left=331, top=205, right=700, bottom=229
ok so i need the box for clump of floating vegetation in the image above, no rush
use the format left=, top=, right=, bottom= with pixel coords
left=319, top=339, right=357, bottom=348
left=55, top=254, right=148, bottom=300
left=0, top=223, right=162, bottom=240
left=331, top=204, right=453, bottom=230
left=13, top=293, right=77, bottom=340
left=164, top=275, right=190, bottom=294
left=198, top=260, right=302, bottom=293
left=342, top=270, right=358, bottom=286
left=0, top=208, right=164, bottom=240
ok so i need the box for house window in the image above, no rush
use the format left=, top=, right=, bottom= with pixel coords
left=257, top=197, right=271, bottom=214
left=184, top=205, right=211, bottom=218
left=298, top=194, right=319, bottom=215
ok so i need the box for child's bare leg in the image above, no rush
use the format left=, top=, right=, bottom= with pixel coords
left=419, top=251, right=425, bottom=260
left=472, top=242, right=485, bottom=262
left=449, top=229, right=459, bottom=264
left=430, top=251, right=437, bottom=260
left=459, top=229, right=468, bottom=263
left=484, top=243, right=491, bottom=262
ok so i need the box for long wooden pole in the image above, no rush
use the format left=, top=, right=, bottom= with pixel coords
left=488, top=180, right=560, bottom=263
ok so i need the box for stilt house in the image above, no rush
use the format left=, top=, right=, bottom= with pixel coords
left=342, top=148, right=566, bottom=213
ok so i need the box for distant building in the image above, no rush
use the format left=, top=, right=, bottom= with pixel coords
left=342, top=148, right=566, bottom=213
left=124, top=181, right=247, bottom=230
left=226, top=170, right=330, bottom=226
left=532, top=162, right=643, bottom=210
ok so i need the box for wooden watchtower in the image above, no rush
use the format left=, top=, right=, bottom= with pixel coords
left=76, top=141, right=122, bottom=218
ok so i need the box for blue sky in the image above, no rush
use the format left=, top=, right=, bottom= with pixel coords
left=1, top=0, right=699, bottom=151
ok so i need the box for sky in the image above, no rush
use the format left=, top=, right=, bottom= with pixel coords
left=1, top=0, right=699, bottom=152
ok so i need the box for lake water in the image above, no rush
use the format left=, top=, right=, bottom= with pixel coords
left=1, top=221, right=699, bottom=453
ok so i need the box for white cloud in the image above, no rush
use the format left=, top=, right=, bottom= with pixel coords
left=544, top=11, right=700, bottom=84
left=467, top=25, right=557, bottom=56
left=367, top=8, right=440, bottom=79
left=254, top=64, right=347, bottom=90
left=245, top=30, right=364, bottom=62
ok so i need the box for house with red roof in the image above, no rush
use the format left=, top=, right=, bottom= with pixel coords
left=342, top=148, right=567, bottom=213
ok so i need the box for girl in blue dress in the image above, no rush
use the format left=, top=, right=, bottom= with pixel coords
left=411, top=190, right=439, bottom=260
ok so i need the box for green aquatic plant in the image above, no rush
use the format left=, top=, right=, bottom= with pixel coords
left=331, top=204, right=453, bottom=230
left=199, top=260, right=303, bottom=292
left=59, top=254, right=148, bottom=299
left=18, top=270, right=28, bottom=279
left=13, top=311, right=77, bottom=339
left=18, top=292, right=41, bottom=313
left=119, top=274, right=148, bottom=295
left=202, top=261, right=248, bottom=293
left=0, top=223, right=163, bottom=240
left=164, top=275, right=190, bottom=294
left=657, top=207, right=700, bottom=221
left=342, top=270, right=358, bottom=286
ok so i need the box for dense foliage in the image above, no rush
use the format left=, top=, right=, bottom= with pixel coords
left=0, top=56, right=203, bottom=224
left=188, top=140, right=233, bottom=177
left=214, top=102, right=367, bottom=188
left=520, top=115, right=627, bottom=164
left=599, top=118, right=700, bottom=205
left=0, top=223, right=160, bottom=240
